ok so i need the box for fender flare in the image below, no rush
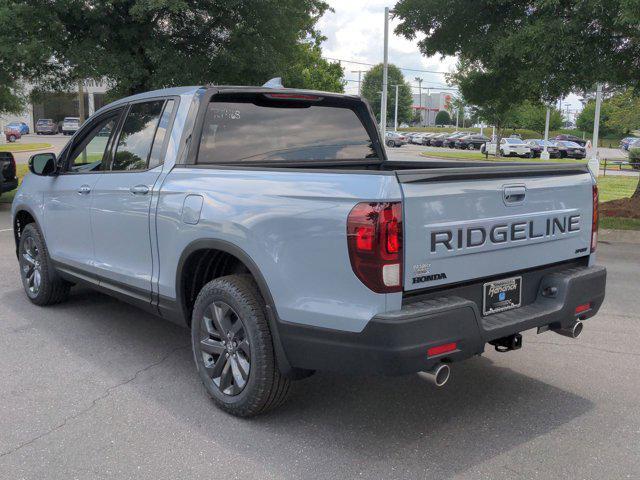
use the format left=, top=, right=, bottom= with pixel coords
left=12, top=204, right=43, bottom=258
left=175, top=238, right=296, bottom=376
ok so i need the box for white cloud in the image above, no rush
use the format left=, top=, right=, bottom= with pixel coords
left=316, top=1, right=583, bottom=115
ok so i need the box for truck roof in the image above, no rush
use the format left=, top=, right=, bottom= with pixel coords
left=97, top=85, right=361, bottom=114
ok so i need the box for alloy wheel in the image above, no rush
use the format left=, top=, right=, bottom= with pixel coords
left=198, top=301, right=251, bottom=396
left=21, top=236, right=42, bottom=296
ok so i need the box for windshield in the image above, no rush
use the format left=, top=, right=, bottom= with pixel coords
left=505, top=138, right=523, bottom=144
left=560, top=141, right=581, bottom=147
left=198, top=99, right=377, bottom=164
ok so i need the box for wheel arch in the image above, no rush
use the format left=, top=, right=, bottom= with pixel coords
left=12, top=206, right=41, bottom=258
left=175, top=238, right=296, bottom=376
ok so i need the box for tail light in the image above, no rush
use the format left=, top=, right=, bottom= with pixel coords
left=347, top=202, right=403, bottom=293
left=591, top=183, right=599, bottom=253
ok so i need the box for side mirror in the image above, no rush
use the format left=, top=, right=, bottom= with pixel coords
left=29, top=153, right=57, bottom=176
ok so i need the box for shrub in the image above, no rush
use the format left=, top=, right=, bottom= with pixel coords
left=629, top=147, right=640, bottom=170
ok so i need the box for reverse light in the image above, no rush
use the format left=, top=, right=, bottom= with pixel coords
left=591, top=183, right=599, bottom=253
left=347, top=202, right=403, bottom=293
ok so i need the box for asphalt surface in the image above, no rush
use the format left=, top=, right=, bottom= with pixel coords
left=1, top=203, right=639, bottom=479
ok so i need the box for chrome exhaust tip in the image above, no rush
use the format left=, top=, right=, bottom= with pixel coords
left=424, top=363, right=451, bottom=387
left=553, top=320, right=583, bottom=339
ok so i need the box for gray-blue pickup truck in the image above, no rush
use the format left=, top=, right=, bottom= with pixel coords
left=11, top=85, right=606, bottom=416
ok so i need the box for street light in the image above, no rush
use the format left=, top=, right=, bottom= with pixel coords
left=590, top=83, right=603, bottom=177
left=380, top=6, right=391, bottom=139
left=541, top=107, right=551, bottom=160
left=415, top=77, right=423, bottom=126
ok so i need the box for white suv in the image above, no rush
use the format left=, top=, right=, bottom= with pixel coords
left=61, top=117, right=81, bottom=135
left=481, top=137, right=531, bottom=157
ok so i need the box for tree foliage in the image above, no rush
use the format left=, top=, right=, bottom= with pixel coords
left=0, top=0, right=343, bottom=112
left=508, top=102, right=563, bottom=135
left=395, top=0, right=640, bottom=102
left=361, top=63, right=413, bottom=124
left=435, top=110, right=451, bottom=126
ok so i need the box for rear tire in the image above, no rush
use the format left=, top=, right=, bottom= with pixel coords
left=191, top=274, right=291, bottom=417
left=18, top=224, right=71, bottom=306
left=386, top=139, right=394, bottom=147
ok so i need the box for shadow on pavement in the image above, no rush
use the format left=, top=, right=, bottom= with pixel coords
left=3, top=284, right=594, bottom=478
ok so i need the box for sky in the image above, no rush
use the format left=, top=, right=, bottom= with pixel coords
left=316, top=1, right=583, bottom=119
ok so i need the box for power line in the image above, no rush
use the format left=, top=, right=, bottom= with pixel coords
left=324, top=56, right=449, bottom=76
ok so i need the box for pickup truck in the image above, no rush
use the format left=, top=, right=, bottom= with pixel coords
left=1, top=152, right=18, bottom=197
left=11, top=85, right=606, bottom=417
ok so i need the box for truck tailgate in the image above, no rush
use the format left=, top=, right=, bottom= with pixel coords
left=398, top=165, right=594, bottom=291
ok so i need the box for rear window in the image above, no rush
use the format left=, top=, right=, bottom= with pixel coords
left=197, top=98, right=377, bottom=164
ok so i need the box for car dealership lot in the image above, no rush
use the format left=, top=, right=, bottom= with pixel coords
left=1, top=206, right=639, bottom=479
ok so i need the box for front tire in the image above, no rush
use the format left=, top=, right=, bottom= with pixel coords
left=18, top=224, right=71, bottom=306
left=191, top=274, right=291, bottom=417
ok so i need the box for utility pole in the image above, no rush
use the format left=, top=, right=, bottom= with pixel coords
left=380, top=7, right=390, bottom=139
left=351, top=70, right=367, bottom=96
left=394, top=84, right=399, bottom=131
left=589, top=83, right=603, bottom=177
left=541, top=107, right=551, bottom=160
left=455, top=108, right=459, bottom=129
left=415, top=77, right=423, bottom=126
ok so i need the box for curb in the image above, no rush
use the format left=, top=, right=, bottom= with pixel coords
left=599, top=228, right=640, bottom=245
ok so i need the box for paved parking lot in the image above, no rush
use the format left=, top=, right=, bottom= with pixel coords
left=1, top=204, right=639, bottom=479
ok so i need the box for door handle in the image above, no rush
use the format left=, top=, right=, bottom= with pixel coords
left=130, top=184, right=150, bottom=195
left=77, top=184, right=91, bottom=195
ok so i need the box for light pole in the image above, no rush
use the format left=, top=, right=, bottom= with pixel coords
left=589, top=83, right=603, bottom=177
left=380, top=6, right=390, bottom=139
left=394, top=84, right=399, bottom=131
left=415, top=77, right=423, bottom=126
left=541, top=107, right=551, bottom=160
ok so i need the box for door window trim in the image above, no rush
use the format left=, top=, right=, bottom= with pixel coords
left=59, top=95, right=180, bottom=175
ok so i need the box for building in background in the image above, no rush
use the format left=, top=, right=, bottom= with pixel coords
left=412, top=91, right=453, bottom=126
left=0, top=80, right=108, bottom=133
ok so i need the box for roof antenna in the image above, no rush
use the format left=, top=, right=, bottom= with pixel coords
left=262, top=77, right=284, bottom=88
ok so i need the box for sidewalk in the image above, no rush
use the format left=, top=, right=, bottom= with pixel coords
left=599, top=228, right=640, bottom=245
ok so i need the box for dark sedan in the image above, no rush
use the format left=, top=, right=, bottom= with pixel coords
left=442, top=132, right=467, bottom=148
left=555, top=140, right=587, bottom=159
left=428, top=133, right=449, bottom=147
left=526, top=139, right=561, bottom=158
left=555, top=134, right=587, bottom=147
left=455, top=134, right=490, bottom=150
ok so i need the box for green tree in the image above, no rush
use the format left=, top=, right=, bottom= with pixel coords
left=0, top=0, right=342, bottom=106
left=395, top=0, right=640, bottom=191
left=606, top=89, right=640, bottom=135
left=576, top=101, right=616, bottom=136
left=509, top=102, right=563, bottom=135
left=435, top=110, right=451, bottom=126
left=361, top=64, right=413, bottom=125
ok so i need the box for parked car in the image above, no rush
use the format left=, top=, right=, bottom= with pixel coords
left=481, top=137, right=531, bottom=157
left=385, top=131, right=407, bottom=147
left=555, top=134, right=587, bottom=147
left=0, top=152, right=18, bottom=198
left=5, top=121, right=29, bottom=135
left=620, top=137, right=639, bottom=151
left=12, top=84, right=606, bottom=417
left=442, top=132, right=467, bottom=148
left=420, top=133, right=439, bottom=145
left=61, top=117, right=81, bottom=135
left=555, top=140, right=587, bottom=159
left=405, top=132, right=425, bottom=144
left=526, top=140, right=561, bottom=158
left=455, top=134, right=490, bottom=150
left=4, top=126, right=21, bottom=143
left=428, top=133, right=449, bottom=147
left=35, top=118, right=58, bottom=135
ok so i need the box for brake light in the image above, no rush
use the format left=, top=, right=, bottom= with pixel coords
left=347, top=202, right=403, bottom=293
left=591, top=183, right=599, bottom=253
left=263, top=93, right=323, bottom=101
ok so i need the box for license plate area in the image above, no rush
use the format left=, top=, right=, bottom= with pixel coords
left=483, top=276, right=522, bottom=316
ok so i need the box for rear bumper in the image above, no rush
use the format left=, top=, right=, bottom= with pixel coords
left=279, top=264, right=606, bottom=375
